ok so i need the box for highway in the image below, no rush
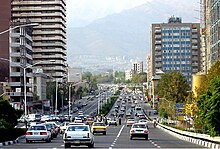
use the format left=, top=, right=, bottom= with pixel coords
left=3, top=92, right=207, bottom=149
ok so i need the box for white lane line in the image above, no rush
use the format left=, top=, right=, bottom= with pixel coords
left=109, top=125, right=125, bottom=148
left=116, top=125, right=125, bottom=138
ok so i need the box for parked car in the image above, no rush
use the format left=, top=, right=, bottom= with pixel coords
left=91, top=122, right=107, bottom=135
left=63, top=124, right=94, bottom=148
left=130, top=123, right=149, bottom=140
left=25, top=124, right=51, bottom=143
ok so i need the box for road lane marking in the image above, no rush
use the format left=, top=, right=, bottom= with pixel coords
left=109, top=125, right=125, bottom=148
left=116, top=125, right=125, bottom=138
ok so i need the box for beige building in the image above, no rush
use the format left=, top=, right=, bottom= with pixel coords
left=125, top=69, right=133, bottom=80
left=11, top=0, right=67, bottom=78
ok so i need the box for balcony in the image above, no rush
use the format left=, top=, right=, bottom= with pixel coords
left=155, top=29, right=161, bottom=34
left=155, top=35, right=162, bottom=39
left=192, top=46, right=198, bottom=49
left=155, top=46, right=161, bottom=50
left=155, top=63, right=162, bottom=67
left=155, top=52, right=162, bottom=55
left=192, top=57, right=199, bottom=61
left=192, top=35, right=198, bottom=38
left=192, top=69, right=199, bottom=73
left=10, top=72, right=22, bottom=77
left=192, top=63, right=199, bottom=67
left=192, top=40, right=198, bottom=44
left=155, top=41, right=162, bottom=45
left=192, top=52, right=198, bottom=55
left=192, top=29, right=198, bottom=33
left=9, top=82, right=22, bottom=87
left=155, top=58, right=162, bottom=61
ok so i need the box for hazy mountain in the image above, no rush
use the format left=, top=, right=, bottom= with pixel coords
left=67, top=0, right=199, bottom=70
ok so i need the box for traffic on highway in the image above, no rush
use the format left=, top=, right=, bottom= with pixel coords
left=4, top=89, right=205, bottom=149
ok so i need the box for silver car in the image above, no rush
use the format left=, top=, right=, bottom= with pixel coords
left=25, top=124, right=52, bottom=143
left=63, top=125, right=94, bottom=148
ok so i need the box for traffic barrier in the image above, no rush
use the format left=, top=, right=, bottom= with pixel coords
left=0, top=135, right=24, bottom=147
left=158, top=124, right=220, bottom=149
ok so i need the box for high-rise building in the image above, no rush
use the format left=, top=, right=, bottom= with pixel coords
left=11, top=0, right=67, bottom=78
left=150, top=16, right=200, bottom=86
left=0, top=0, right=11, bottom=82
left=9, top=22, right=34, bottom=107
left=133, top=61, right=143, bottom=74
left=207, top=0, right=220, bottom=64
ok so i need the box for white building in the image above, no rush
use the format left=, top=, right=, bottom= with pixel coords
left=133, top=61, right=143, bottom=74
left=125, top=69, right=133, bottom=80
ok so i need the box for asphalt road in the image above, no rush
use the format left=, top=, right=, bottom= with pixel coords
left=3, top=122, right=206, bottom=149
left=4, top=93, right=207, bottom=149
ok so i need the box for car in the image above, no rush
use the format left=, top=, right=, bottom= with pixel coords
left=74, top=117, right=83, bottom=123
left=82, top=102, right=87, bottom=106
left=44, top=123, right=56, bottom=139
left=91, top=122, right=107, bottom=135
left=130, top=123, right=149, bottom=140
left=60, top=122, right=70, bottom=134
left=45, top=122, right=60, bottom=137
left=63, top=125, right=94, bottom=148
left=72, top=107, right=79, bottom=113
left=126, top=118, right=136, bottom=127
left=25, top=124, right=51, bottom=143
left=40, top=115, right=51, bottom=122
left=28, top=114, right=41, bottom=122
left=107, top=118, right=117, bottom=126
left=86, top=118, right=94, bottom=125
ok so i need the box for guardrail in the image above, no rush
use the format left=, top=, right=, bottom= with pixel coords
left=158, top=123, right=220, bottom=149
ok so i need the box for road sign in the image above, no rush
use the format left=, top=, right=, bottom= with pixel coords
left=175, top=103, right=184, bottom=108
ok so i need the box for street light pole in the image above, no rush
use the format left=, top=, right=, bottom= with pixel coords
left=55, top=78, right=58, bottom=116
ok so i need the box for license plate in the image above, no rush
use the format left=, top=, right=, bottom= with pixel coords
left=34, top=132, right=39, bottom=135
left=73, top=140, right=80, bottom=144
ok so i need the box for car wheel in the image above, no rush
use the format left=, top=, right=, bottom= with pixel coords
left=145, top=135, right=148, bottom=140
left=88, top=142, right=94, bottom=148
left=130, top=136, right=133, bottom=140
left=46, top=137, right=51, bottom=143
left=26, top=139, right=29, bottom=143
left=64, top=143, right=71, bottom=148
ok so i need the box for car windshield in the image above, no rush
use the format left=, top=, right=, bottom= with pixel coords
left=67, top=126, right=88, bottom=131
left=94, top=123, right=105, bottom=126
left=29, top=125, right=46, bottom=130
left=133, top=124, right=146, bottom=128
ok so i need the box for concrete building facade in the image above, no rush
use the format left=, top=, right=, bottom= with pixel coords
left=150, top=16, right=201, bottom=86
left=9, top=22, right=34, bottom=105
left=11, top=0, right=67, bottom=79
left=125, top=69, right=133, bottom=80
left=133, top=61, right=143, bottom=74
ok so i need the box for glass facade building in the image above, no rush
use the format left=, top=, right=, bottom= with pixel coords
left=150, top=17, right=200, bottom=86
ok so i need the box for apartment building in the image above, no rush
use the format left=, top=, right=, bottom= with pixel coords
left=150, top=16, right=200, bottom=86
left=125, top=69, right=133, bottom=80
left=9, top=22, right=34, bottom=106
left=11, top=0, right=67, bottom=78
left=133, top=61, right=143, bottom=74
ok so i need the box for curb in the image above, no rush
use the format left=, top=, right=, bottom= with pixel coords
left=0, top=135, right=25, bottom=147
left=157, top=124, right=220, bottom=149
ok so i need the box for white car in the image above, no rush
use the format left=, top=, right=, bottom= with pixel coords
left=126, top=118, right=136, bottom=127
left=74, top=117, right=83, bottom=123
left=107, top=118, right=117, bottom=126
left=25, top=124, right=51, bottom=143
left=130, top=123, right=149, bottom=140
left=63, top=125, right=94, bottom=148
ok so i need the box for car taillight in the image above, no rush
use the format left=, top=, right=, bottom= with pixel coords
left=144, top=130, right=148, bottom=133
left=130, top=130, right=135, bottom=133
left=41, top=132, right=47, bottom=135
left=26, top=132, right=32, bottom=135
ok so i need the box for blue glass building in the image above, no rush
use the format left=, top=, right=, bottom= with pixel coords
left=150, top=17, right=200, bottom=86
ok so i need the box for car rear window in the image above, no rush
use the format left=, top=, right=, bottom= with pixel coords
left=94, top=123, right=105, bottom=126
left=29, top=125, right=46, bottom=130
left=133, top=124, right=146, bottom=128
left=67, top=126, right=88, bottom=131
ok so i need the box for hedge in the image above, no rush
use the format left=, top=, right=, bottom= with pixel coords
left=0, top=128, right=27, bottom=142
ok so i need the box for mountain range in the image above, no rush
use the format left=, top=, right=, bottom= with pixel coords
left=67, top=0, right=199, bottom=70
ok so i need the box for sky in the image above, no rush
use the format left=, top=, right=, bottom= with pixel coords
left=66, top=0, right=200, bottom=28
left=66, top=0, right=153, bottom=27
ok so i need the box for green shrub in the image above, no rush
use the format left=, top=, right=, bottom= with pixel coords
left=0, top=128, right=27, bottom=142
